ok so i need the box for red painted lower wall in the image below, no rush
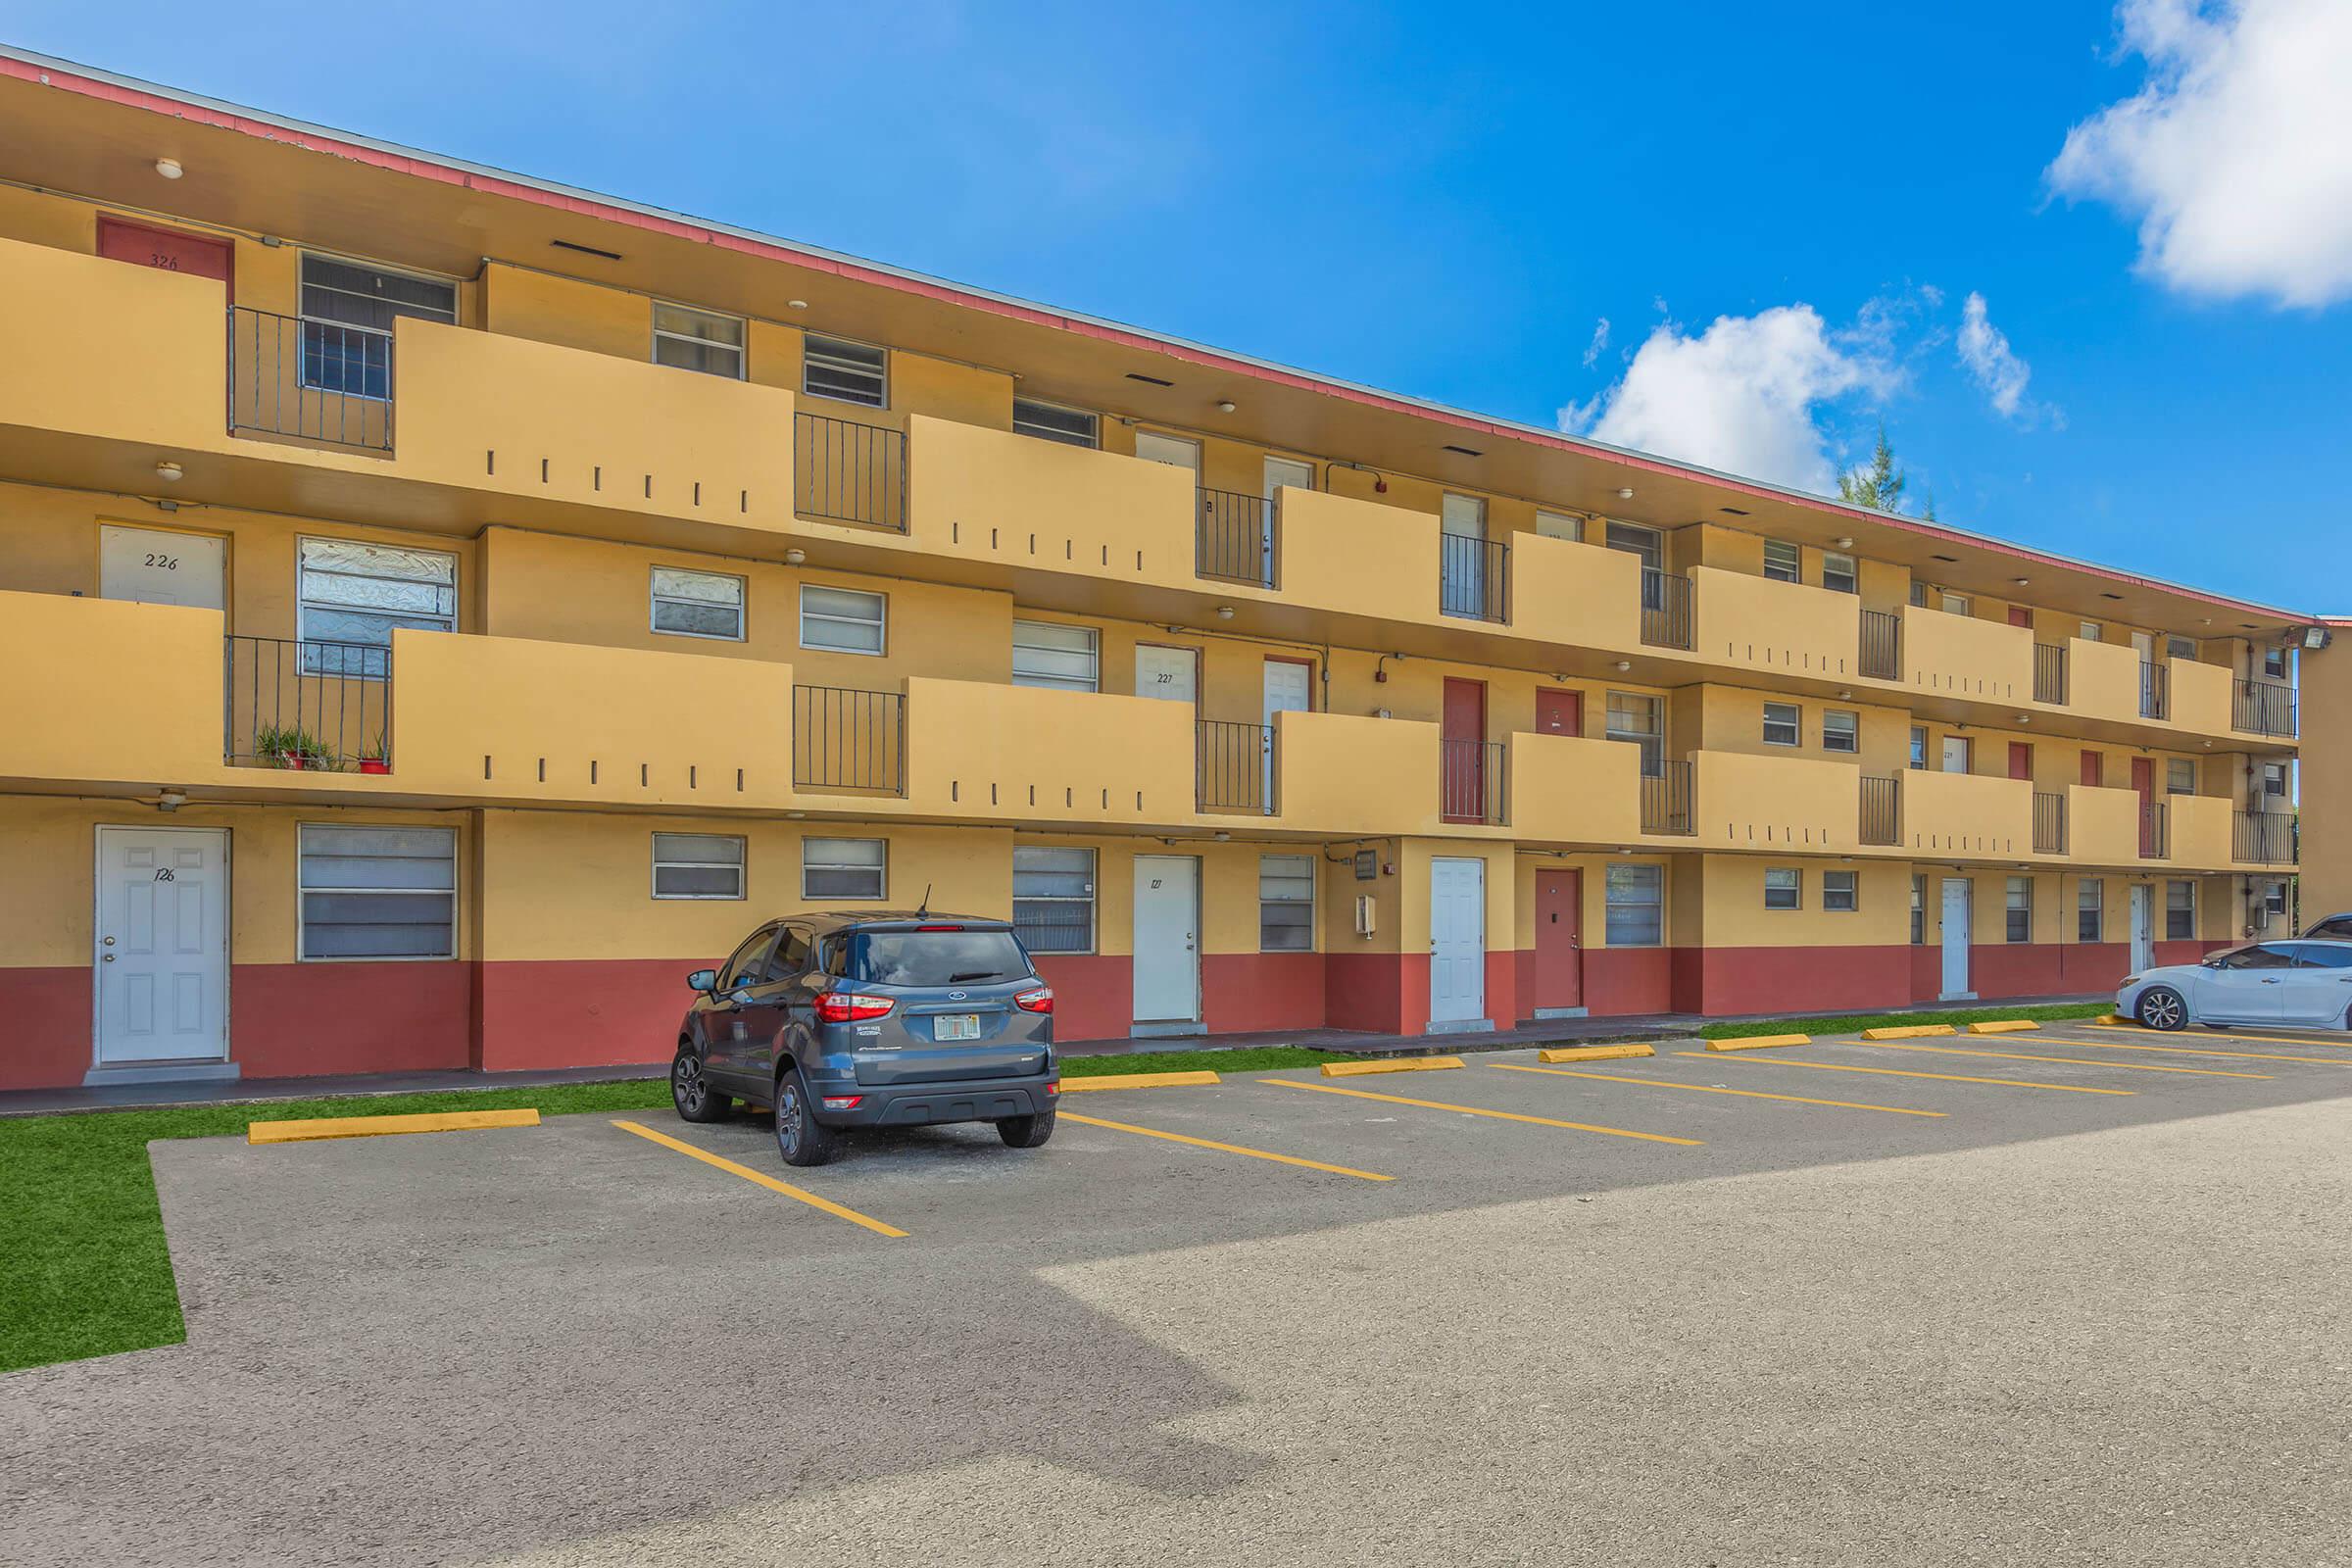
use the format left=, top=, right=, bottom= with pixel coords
left=1325, top=952, right=1408, bottom=1035
left=232, top=961, right=473, bottom=1079
left=1029, top=954, right=1132, bottom=1044
left=0, top=967, right=92, bottom=1090
left=1202, top=952, right=1326, bottom=1034
left=1582, top=947, right=1674, bottom=1016
left=1676, top=946, right=1916, bottom=1016
left=474, top=956, right=706, bottom=1072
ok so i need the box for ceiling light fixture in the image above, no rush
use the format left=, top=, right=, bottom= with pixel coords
left=786, top=299, right=808, bottom=310
left=1612, top=660, right=1632, bottom=672
left=1835, top=536, right=1853, bottom=549
left=1616, top=487, right=1635, bottom=501
left=2012, top=576, right=2030, bottom=587
left=784, top=548, right=807, bottom=565
left=154, top=461, right=183, bottom=482
left=1217, top=400, right=1237, bottom=415
left=1216, top=606, right=1236, bottom=620
left=156, top=789, right=187, bottom=812
left=154, top=158, right=182, bottom=179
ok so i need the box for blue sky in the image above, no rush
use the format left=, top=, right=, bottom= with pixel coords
left=14, top=1, right=2349, bottom=610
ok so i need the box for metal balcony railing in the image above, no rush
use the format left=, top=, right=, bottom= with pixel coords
left=2139, top=799, right=2169, bottom=859
left=224, top=635, right=392, bottom=772
left=1439, top=739, right=1506, bottom=824
left=2034, top=791, right=2067, bottom=855
left=2034, top=643, right=2068, bottom=706
left=1859, top=611, right=1901, bottom=681
left=1860, top=775, right=1900, bottom=845
left=792, top=685, right=905, bottom=793
left=794, top=412, right=906, bottom=531
left=1639, top=567, right=1693, bottom=650
left=2234, top=809, right=2295, bottom=864
left=1196, top=489, right=1277, bottom=589
left=227, top=307, right=394, bottom=451
left=1439, top=535, right=1509, bottom=623
left=2233, top=679, right=2297, bottom=738
left=1197, top=720, right=1276, bottom=814
left=1641, top=760, right=1693, bottom=835
left=2139, top=660, right=2169, bottom=720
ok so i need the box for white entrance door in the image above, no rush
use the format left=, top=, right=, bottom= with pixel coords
left=1136, top=645, right=1198, bottom=705
left=95, top=826, right=229, bottom=1065
left=1940, top=736, right=1972, bottom=774
left=1132, top=856, right=1200, bottom=1025
left=1429, top=857, right=1487, bottom=1024
left=2130, top=885, right=2155, bottom=973
left=1262, top=457, right=1312, bottom=584
left=1440, top=494, right=1487, bottom=617
left=1261, top=659, right=1312, bottom=808
left=1939, top=877, right=1973, bottom=998
left=99, top=525, right=225, bottom=610
left=1134, top=431, right=1200, bottom=473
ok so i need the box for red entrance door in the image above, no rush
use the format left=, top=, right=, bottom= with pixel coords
left=2080, top=750, right=2103, bottom=788
left=2132, top=757, right=2156, bottom=855
left=97, top=216, right=233, bottom=291
left=1441, top=678, right=1487, bottom=823
left=1536, top=869, right=1583, bottom=1010
left=1536, top=687, right=1583, bottom=737
left=2007, top=607, right=2033, bottom=629
left=2007, top=742, right=2033, bottom=781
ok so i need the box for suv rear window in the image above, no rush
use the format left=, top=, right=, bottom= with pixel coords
left=847, top=929, right=1033, bottom=987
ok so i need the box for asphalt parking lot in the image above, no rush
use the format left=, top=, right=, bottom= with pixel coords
left=7, top=1021, right=2352, bottom=1566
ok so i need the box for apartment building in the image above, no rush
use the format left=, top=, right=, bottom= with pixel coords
left=0, top=49, right=2310, bottom=1091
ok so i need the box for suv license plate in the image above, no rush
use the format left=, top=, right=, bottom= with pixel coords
left=935, top=1014, right=982, bottom=1041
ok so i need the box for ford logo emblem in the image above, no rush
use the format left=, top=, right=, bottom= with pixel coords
left=947, top=990, right=966, bottom=1001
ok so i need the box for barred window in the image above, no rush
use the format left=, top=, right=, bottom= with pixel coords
left=1604, top=863, right=1662, bottom=946
left=653, top=833, right=745, bottom=900
left=1258, top=855, right=1315, bottom=952
left=299, top=824, right=456, bottom=959
left=651, top=566, right=745, bottom=640
left=1012, top=847, right=1095, bottom=954
left=803, top=837, right=885, bottom=901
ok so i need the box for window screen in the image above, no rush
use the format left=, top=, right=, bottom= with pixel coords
left=1763, top=703, right=1800, bottom=747
left=1763, top=540, right=1800, bottom=583
left=802, top=837, right=885, bottom=900
left=800, top=584, right=885, bottom=654
left=1606, top=692, right=1663, bottom=778
left=2006, top=877, right=2032, bottom=943
left=1823, top=871, right=1857, bottom=911
left=1764, top=868, right=1800, bottom=909
left=1823, top=710, right=1858, bottom=753
left=1258, top=855, right=1315, bottom=952
left=1604, top=863, right=1663, bottom=946
left=2079, top=879, right=2103, bottom=943
left=2166, top=880, right=2195, bottom=940
left=652, top=304, right=746, bottom=378
left=803, top=333, right=887, bottom=407
left=1011, top=619, right=1100, bottom=692
left=299, top=824, right=457, bottom=958
left=1822, top=553, right=1857, bottom=594
left=1011, top=398, right=1100, bottom=448
left=653, top=833, right=745, bottom=900
left=651, top=566, right=745, bottom=639
left=1012, top=846, right=1095, bottom=954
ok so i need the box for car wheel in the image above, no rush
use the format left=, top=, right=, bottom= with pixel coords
left=773, top=1069, right=843, bottom=1168
left=671, top=1046, right=731, bottom=1123
left=2135, top=985, right=2188, bottom=1032
left=997, top=1108, right=1056, bottom=1149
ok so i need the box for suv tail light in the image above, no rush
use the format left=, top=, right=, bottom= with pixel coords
left=1013, top=987, right=1054, bottom=1014
left=815, top=992, right=895, bottom=1024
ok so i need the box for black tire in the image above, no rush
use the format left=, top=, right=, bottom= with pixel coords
left=2135, top=985, right=2188, bottom=1032
left=997, top=1108, right=1056, bottom=1149
left=670, top=1046, right=731, bottom=1123
left=773, top=1068, right=844, bottom=1167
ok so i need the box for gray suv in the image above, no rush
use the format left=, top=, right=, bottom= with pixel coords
left=672, top=912, right=1058, bottom=1166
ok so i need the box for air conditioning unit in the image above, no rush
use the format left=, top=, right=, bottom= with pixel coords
left=1353, top=894, right=1377, bottom=939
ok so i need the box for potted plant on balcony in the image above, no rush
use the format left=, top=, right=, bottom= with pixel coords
left=358, top=731, right=391, bottom=775
left=254, top=722, right=329, bottom=770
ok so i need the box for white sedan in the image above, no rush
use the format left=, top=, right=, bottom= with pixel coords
left=2119, top=940, right=2352, bottom=1031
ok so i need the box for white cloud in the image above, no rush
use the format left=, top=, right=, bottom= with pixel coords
left=1558, top=305, right=1894, bottom=495
left=1581, top=317, right=1610, bottom=368
left=1957, top=292, right=2042, bottom=421
left=2048, top=0, right=2352, bottom=307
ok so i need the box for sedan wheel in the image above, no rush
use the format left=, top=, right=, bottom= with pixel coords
left=2136, top=985, right=2187, bottom=1032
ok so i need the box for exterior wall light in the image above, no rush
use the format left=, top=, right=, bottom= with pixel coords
left=154, top=158, right=182, bottom=179
left=154, top=461, right=183, bottom=482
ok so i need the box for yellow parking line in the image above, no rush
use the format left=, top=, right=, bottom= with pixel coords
left=2087, top=1023, right=2352, bottom=1052
left=611, top=1120, right=908, bottom=1239
left=1261, top=1078, right=1702, bottom=1146
left=1059, top=1110, right=1391, bottom=1181
left=1491, top=1061, right=1944, bottom=1116
left=2041, top=1035, right=2352, bottom=1068
left=1670, top=1053, right=2132, bottom=1096
left=1859, top=1041, right=2273, bottom=1079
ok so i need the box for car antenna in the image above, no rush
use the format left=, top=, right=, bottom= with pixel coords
left=917, top=883, right=931, bottom=919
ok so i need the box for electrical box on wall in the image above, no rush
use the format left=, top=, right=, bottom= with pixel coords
left=1353, top=894, right=1377, bottom=939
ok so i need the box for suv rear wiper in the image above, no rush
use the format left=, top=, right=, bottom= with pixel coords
left=947, top=970, right=1007, bottom=983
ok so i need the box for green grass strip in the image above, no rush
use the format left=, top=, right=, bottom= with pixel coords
left=1, top=1047, right=1350, bottom=1375
left=1701, top=1001, right=2111, bottom=1041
